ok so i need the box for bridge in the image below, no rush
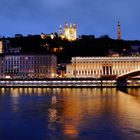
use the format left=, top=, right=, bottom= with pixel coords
left=116, top=69, right=140, bottom=80
left=116, top=69, right=140, bottom=87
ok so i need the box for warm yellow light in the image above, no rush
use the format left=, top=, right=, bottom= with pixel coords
left=51, top=73, right=55, bottom=78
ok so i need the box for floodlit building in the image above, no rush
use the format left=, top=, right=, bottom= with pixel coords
left=0, top=54, right=57, bottom=79
left=66, top=56, right=140, bottom=78
left=40, top=33, right=55, bottom=39
left=0, top=41, right=4, bottom=54
left=59, top=22, right=77, bottom=41
left=0, top=40, right=9, bottom=54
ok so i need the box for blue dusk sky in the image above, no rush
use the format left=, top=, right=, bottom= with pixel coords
left=0, top=0, right=139, bottom=40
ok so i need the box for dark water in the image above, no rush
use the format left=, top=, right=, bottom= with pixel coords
left=0, top=88, right=140, bottom=140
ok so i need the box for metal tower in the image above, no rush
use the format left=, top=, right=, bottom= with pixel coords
left=117, top=20, right=121, bottom=40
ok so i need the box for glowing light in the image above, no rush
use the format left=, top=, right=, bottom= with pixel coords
left=5, top=75, right=11, bottom=79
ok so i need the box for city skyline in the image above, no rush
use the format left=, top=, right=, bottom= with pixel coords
left=0, top=0, right=140, bottom=40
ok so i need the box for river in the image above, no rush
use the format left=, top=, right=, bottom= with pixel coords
left=0, top=88, right=140, bottom=140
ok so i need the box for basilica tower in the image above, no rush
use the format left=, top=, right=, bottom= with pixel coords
left=59, top=22, right=77, bottom=41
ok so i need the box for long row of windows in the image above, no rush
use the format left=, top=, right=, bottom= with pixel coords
left=71, top=69, right=137, bottom=76
left=73, top=64, right=140, bottom=70
left=74, top=61, right=140, bottom=64
left=5, top=69, right=48, bottom=74
left=5, top=56, right=51, bottom=60
left=5, top=61, right=50, bottom=64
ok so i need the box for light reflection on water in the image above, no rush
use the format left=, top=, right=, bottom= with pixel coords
left=0, top=88, right=140, bottom=140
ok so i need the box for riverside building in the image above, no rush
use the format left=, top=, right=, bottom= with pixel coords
left=66, top=56, right=140, bottom=78
left=0, top=54, right=57, bottom=79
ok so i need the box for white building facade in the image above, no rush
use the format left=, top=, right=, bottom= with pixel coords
left=66, top=57, right=140, bottom=78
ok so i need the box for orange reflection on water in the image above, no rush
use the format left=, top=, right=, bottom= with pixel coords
left=63, top=124, right=78, bottom=136
left=60, top=88, right=101, bottom=137
left=1, top=87, right=140, bottom=137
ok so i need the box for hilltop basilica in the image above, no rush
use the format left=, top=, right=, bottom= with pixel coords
left=59, top=22, right=77, bottom=41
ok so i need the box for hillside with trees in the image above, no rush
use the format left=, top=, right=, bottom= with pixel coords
left=4, top=34, right=140, bottom=62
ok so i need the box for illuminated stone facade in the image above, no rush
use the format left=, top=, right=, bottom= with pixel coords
left=41, top=33, right=55, bottom=39
left=59, top=22, right=77, bottom=41
left=66, top=57, right=140, bottom=78
left=0, top=40, right=9, bottom=54
left=0, top=41, right=4, bottom=54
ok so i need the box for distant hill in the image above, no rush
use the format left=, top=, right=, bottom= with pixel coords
left=4, top=34, right=140, bottom=62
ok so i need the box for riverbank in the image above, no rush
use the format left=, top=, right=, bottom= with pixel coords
left=0, top=79, right=140, bottom=87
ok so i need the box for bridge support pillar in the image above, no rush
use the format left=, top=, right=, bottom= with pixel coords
left=116, top=79, right=127, bottom=87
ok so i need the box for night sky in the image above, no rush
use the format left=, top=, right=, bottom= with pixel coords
left=0, top=0, right=139, bottom=40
